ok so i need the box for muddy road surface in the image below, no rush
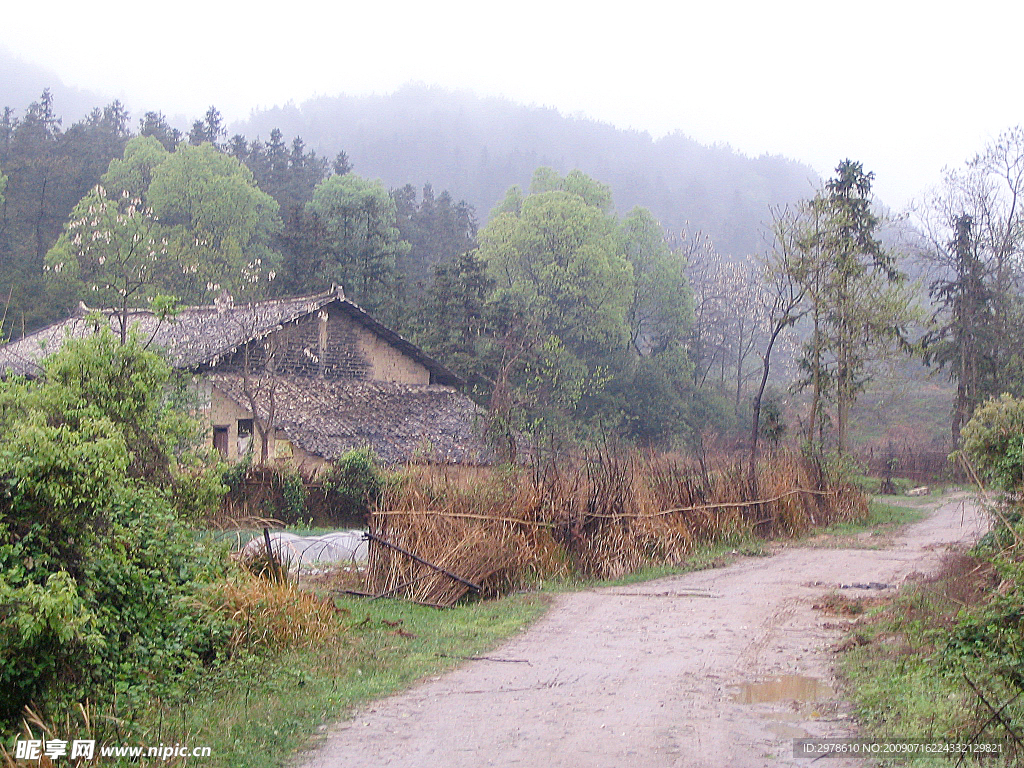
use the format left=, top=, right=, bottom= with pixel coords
left=301, top=494, right=986, bottom=767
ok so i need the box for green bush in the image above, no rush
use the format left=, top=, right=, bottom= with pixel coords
left=0, top=329, right=230, bottom=727
left=960, top=394, right=1024, bottom=491
left=273, top=467, right=309, bottom=524
left=939, top=394, right=1024, bottom=744
left=321, top=448, right=385, bottom=521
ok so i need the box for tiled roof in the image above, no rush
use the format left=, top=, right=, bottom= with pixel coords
left=209, top=373, right=494, bottom=465
left=0, top=288, right=461, bottom=385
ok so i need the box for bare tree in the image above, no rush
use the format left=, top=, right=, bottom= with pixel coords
left=748, top=207, right=808, bottom=488
left=914, top=128, right=1024, bottom=444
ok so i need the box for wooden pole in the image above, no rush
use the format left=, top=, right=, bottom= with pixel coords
left=364, top=531, right=482, bottom=593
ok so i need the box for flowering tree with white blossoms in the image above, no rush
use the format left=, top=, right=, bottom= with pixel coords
left=46, top=184, right=176, bottom=342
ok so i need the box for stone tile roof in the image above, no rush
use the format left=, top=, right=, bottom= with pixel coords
left=208, top=373, right=494, bottom=465
left=0, top=288, right=461, bottom=385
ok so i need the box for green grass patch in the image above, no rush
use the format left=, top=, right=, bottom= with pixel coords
left=795, top=496, right=930, bottom=550
left=841, top=642, right=981, bottom=767
left=72, top=591, right=549, bottom=768
left=837, top=549, right=1021, bottom=766
left=827, top=498, right=928, bottom=534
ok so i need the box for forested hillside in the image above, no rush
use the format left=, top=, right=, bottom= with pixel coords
left=235, top=85, right=820, bottom=256
left=2, top=83, right=1023, bottom=456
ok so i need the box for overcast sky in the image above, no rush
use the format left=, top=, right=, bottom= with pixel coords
left=3, top=0, right=1021, bottom=210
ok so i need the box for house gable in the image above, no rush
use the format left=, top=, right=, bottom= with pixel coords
left=208, top=302, right=431, bottom=385
left=0, top=287, right=458, bottom=386
left=0, top=287, right=489, bottom=467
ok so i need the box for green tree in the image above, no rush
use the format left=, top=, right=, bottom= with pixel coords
left=101, top=135, right=170, bottom=199
left=480, top=188, right=631, bottom=355
left=188, top=106, right=226, bottom=148
left=306, top=173, right=409, bottom=316
left=419, top=251, right=494, bottom=375
left=392, top=183, right=478, bottom=290
left=16, top=90, right=69, bottom=263
left=923, top=214, right=997, bottom=445
left=572, top=207, right=701, bottom=449
left=0, top=92, right=135, bottom=332
left=45, top=136, right=285, bottom=325
left=917, top=129, right=1024, bottom=443
left=138, top=110, right=182, bottom=151
left=66, top=101, right=132, bottom=190
left=620, top=206, right=691, bottom=356
left=332, top=151, right=352, bottom=176
left=530, top=167, right=614, bottom=213
left=148, top=142, right=282, bottom=300
left=476, top=170, right=634, bottom=433
left=239, top=131, right=329, bottom=214
left=788, top=161, right=912, bottom=454
left=465, top=168, right=711, bottom=444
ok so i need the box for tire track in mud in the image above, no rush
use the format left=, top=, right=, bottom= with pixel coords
left=301, top=494, right=986, bottom=768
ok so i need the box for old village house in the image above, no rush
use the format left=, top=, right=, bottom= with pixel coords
left=0, top=287, right=492, bottom=470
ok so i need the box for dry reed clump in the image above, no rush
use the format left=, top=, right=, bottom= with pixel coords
left=203, top=574, right=343, bottom=653
left=366, top=466, right=562, bottom=606
left=2, top=705, right=91, bottom=768
left=537, top=450, right=696, bottom=579
left=365, top=450, right=868, bottom=605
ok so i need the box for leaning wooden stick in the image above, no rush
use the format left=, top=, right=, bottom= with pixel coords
left=364, top=531, right=482, bottom=593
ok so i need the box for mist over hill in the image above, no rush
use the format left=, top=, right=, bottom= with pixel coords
left=234, top=85, right=821, bottom=257
left=0, top=47, right=113, bottom=124
left=0, top=56, right=829, bottom=261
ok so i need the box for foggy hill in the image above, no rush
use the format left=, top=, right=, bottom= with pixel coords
left=0, top=47, right=112, bottom=124
left=234, top=84, right=821, bottom=257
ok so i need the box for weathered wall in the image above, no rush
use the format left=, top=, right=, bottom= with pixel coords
left=213, top=305, right=428, bottom=385
left=203, top=384, right=330, bottom=470
left=353, top=324, right=429, bottom=384
left=207, top=386, right=263, bottom=462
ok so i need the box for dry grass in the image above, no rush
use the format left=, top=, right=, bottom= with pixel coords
left=202, top=573, right=345, bottom=652
left=1, top=703, right=118, bottom=768
left=365, top=449, right=867, bottom=606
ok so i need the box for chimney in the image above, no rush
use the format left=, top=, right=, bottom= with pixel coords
left=214, top=289, right=234, bottom=313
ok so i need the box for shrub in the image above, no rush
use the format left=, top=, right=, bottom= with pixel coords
left=219, top=461, right=309, bottom=525
left=366, top=449, right=865, bottom=605
left=960, top=393, right=1024, bottom=491
left=202, top=574, right=341, bottom=652
left=0, top=330, right=230, bottom=727
left=321, top=448, right=385, bottom=521
left=272, top=467, right=309, bottom=524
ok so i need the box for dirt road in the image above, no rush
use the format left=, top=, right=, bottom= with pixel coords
left=301, top=493, right=986, bottom=767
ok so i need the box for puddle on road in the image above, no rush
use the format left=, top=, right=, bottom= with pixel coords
left=732, top=675, right=833, bottom=705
